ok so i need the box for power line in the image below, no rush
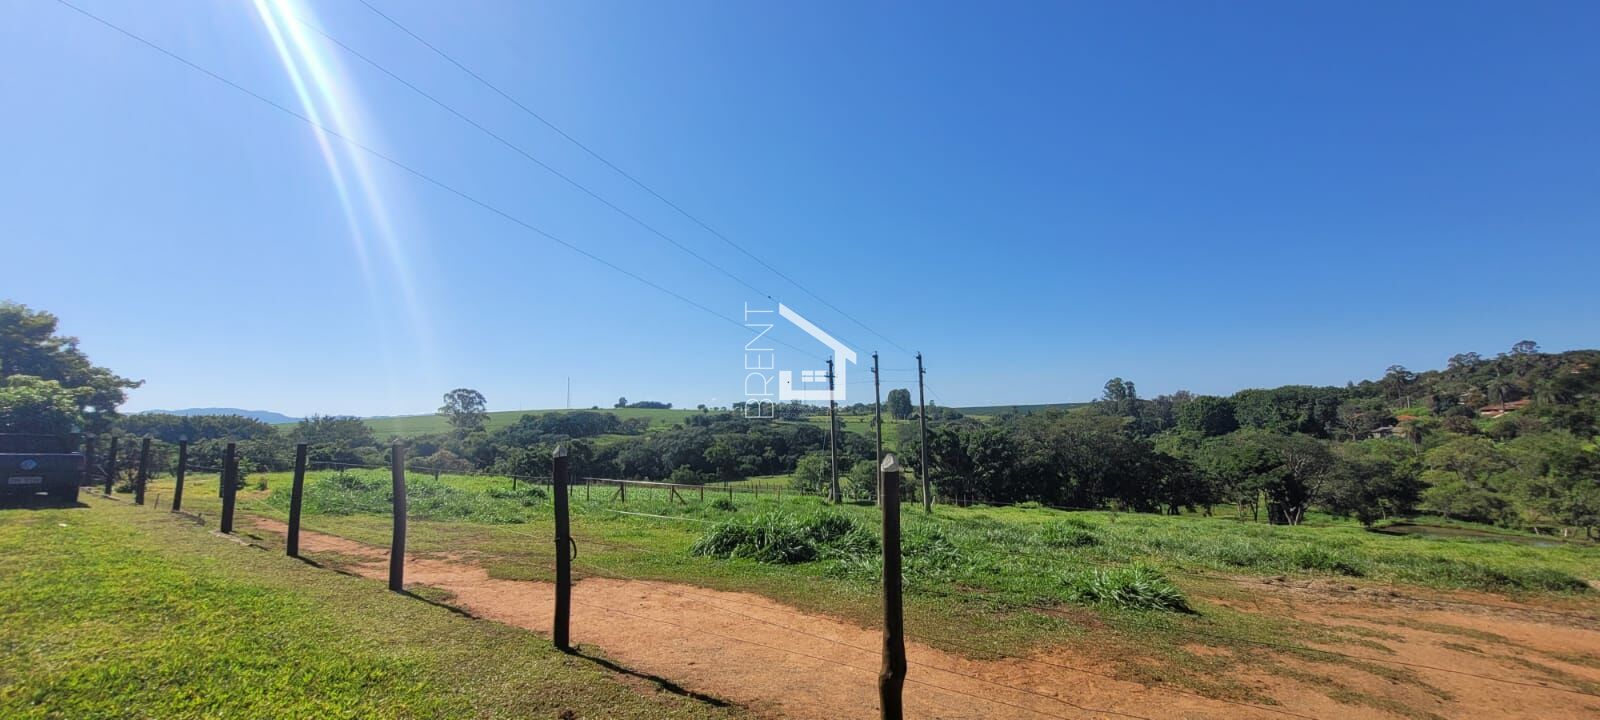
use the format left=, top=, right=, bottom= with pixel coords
left=51, top=0, right=826, bottom=362
left=353, top=0, right=915, bottom=358
left=284, top=13, right=788, bottom=309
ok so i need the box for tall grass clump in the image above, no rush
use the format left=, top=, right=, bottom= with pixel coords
left=691, top=511, right=876, bottom=564
left=1033, top=520, right=1100, bottom=549
left=1066, top=563, right=1191, bottom=613
left=1286, top=544, right=1367, bottom=577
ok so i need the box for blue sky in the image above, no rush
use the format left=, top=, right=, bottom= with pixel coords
left=3, top=0, right=1597, bottom=417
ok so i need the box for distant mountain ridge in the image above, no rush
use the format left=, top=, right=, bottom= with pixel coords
left=140, top=408, right=301, bottom=424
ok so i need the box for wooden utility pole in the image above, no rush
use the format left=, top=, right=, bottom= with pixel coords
left=134, top=438, right=151, bottom=505
left=389, top=443, right=407, bottom=592
left=104, top=436, right=118, bottom=496
left=552, top=444, right=572, bottom=651
left=917, top=353, right=930, bottom=513
left=828, top=357, right=839, bottom=504
left=220, top=442, right=237, bottom=533
left=879, top=453, right=906, bottom=719
left=287, top=444, right=307, bottom=557
left=873, top=351, right=882, bottom=505
left=171, top=439, right=188, bottom=512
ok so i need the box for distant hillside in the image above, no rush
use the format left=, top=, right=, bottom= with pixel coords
left=953, top=402, right=1089, bottom=417
left=142, top=408, right=300, bottom=424
left=359, top=407, right=700, bottom=438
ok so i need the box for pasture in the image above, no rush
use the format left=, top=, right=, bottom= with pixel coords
left=101, top=466, right=1600, bottom=719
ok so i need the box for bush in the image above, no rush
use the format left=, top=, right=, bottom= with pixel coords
left=1034, top=521, right=1099, bottom=548
left=710, top=497, right=737, bottom=512
left=691, top=511, right=876, bottom=564
left=1286, top=544, right=1366, bottom=576
left=1066, top=564, right=1191, bottom=612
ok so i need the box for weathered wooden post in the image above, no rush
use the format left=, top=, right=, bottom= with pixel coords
left=287, top=443, right=307, bottom=557
left=134, top=437, right=151, bottom=505
left=104, top=436, right=119, bottom=495
left=552, top=444, right=572, bottom=652
left=389, top=443, right=407, bottom=592
left=828, top=357, right=840, bottom=504
left=873, top=351, right=883, bottom=506
left=82, top=435, right=95, bottom=495
left=220, top=442, right=237, bottom=533
left=171, top=438, right=188, bottom=512
left=879, top=453, right=906, bottom=720
left=917, top=352, right=931, bottom=513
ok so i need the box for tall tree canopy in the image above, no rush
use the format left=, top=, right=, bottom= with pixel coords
left=438, top=388, right=488, bottom=434
left=0, top=301, right=139, bottom=432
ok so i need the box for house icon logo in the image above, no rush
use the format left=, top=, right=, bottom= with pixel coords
left=777, top=304, right=856, bottom=403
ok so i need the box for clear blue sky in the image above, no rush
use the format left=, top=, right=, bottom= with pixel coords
left=3, top=0, right=1597, bottom=417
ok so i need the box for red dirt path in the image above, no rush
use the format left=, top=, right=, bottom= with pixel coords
left=247, top=519, right=1600, bottom=720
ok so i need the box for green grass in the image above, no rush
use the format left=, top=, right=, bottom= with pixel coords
left=299, top=407, right=704, bottom=439
left=98, top=471, right=1600, bottom=713
left=0, top=499, right=741, bottom=720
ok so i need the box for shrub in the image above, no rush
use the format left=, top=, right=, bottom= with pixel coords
left=691, top=511, right=876, bottom=564
left=1066, top=564, right=1191, bottom=612
left=1034, top=521, right=1099, bottom=548
left=1287, top=545, right=1366, bottom=577
left=710, top=497, right=737, bottom=512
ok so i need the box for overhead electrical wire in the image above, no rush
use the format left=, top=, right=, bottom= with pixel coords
left=50, top=0, right=826, bottom=362
left=351, top=0, right=917, bottom=358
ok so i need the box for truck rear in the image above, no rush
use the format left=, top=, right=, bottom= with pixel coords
left=0, top=434, right=85, bottom=504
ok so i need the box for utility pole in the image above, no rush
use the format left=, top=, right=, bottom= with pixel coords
left=828, top=357, right=840, bottom=504
left=873, top=351, right=882, bottom=506
left=917, top=353, right=930, bottom=513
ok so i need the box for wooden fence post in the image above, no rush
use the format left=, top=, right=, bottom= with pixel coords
left=552, top=445, right=572, bottom=652
left=134, top=438, right=151, bottom=505
left=287, top=443, right=307, bottom=557
left=82, top=435, right=95, bottom=494
left=879, top=453, right=906, bottom=720
left=220, top=442, right=237, bottom=533
left=172, top=439, right=188, bottom=512
left=389, top=443, right=407, bottom=592
left=104, top=436, right=118, bottom=495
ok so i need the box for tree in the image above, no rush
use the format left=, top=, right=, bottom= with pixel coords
left=1176, top=396, right=1237, bottom=436
left=438, top=388, right=488, bottom=435
left=1447, top=352, right=1482, bottom=370
left=0, top=301, right=140, bottom=431
left=1511, top=340, right=1540, bottom=355
left=0, top=375, right=90, bottom=435
left=294, top=415, right=380, bottom=464
left=615, top=397, right=628, bottom=409
left=885, top=388, right=914, bottom=420
left=1383, top=365, right=1417, bottom=405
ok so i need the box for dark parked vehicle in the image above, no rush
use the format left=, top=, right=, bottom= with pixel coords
left=1, top=434, right=85, bottom=503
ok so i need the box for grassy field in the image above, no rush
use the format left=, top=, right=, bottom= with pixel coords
left=287, top=407, right=703, bottom=438
left=112, top=467, right=1600, bottom=706
left=0, top=498, right=743, bottom=720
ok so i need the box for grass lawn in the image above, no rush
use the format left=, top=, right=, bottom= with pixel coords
left=0, top=498, right=742, bottom=720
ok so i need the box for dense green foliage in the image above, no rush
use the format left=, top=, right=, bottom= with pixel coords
left=0, top=301, right=139, bottom=433
left=911, top=345, right=1600, bottom=537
